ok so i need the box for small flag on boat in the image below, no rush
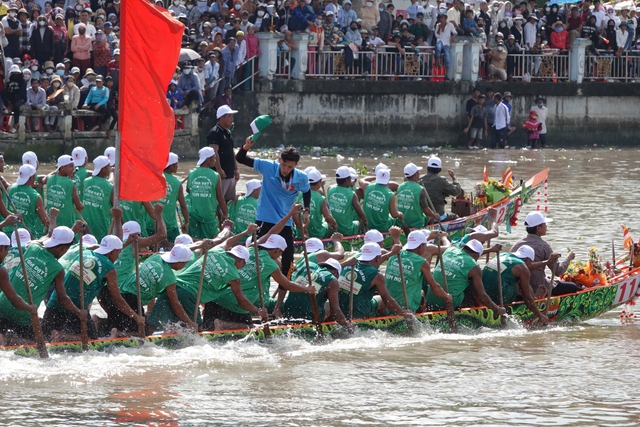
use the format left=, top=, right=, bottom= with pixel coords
left=622, top=224, right=633, bottom=250
left=483, top=165, right=488, bottom=182
left=502, top=167, right=514, bottom=188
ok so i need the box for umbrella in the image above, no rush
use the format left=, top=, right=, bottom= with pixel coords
left=179, top=48, right=201, bottom=62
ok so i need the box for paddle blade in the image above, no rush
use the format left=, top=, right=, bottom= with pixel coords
left=31, top=312, right=49, bottom=359
left=445, top=302, right=458, bottom=333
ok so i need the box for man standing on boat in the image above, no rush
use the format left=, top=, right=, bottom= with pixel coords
left=419, top=157, right=462, bottom=221
left=208, top=105, right=240, bottom=203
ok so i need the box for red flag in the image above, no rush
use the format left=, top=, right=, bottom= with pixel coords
left=502, top=167, right=513, bottom=188
left=483, top=165, right=488, bottom=182
left=118, top=0, right=183, bottom=201
left=622, top=224, right=633, bottom=250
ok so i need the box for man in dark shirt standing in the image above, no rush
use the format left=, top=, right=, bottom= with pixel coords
left=208, top=105, right=239, bottom=203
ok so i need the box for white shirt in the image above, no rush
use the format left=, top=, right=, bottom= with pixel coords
left=494, top=101, right=510, bottom=130
left=523, top=21, right=537, bottom=48
left=195, top=67, right=206, bottom=91
left=236, top=39, right=246, bottom=67
left=406, top=3, right=424, bottom=19
left=369, top=36, right=385, bottom=47
left=592, top=10, right=606, bottom=29
left=204, top=61, right=220, bottom=83
left=530, top=105, right=548, bottom=133
left=435, top=22, right=457, bottom=46
left=423, top=4, right=436, bottom=30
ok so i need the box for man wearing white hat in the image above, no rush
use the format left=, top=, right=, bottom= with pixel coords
left=82, top=155, right=113, bottom=242
left=58, top=233, right=99, bottom=271
left=294, top=168, right=337, bottom=239
left=337, top=242, right=411, bottom=319
left=229, top=179, right=261, bottom=235
left=396, top=162, right=439, bottom=229
left=3, top=227, right=31, bottom=272
left=327, top=166, right=368, bottom=236
left=510, top=211, right=578, bottom=297
left=8, top=164, right=49, bottom=239
left=187, top=146, right=227, bottom=239
left=0, top=225, right=83, bottom=343
left=21, top=151, right=46, bottom=199
left=104, top=146, right=116, bottom=167
left=427, top=238, right=506, bottom=314
left=45, top=155, right=84, bottom=228
left=153, top=152, right=190, bottom=242
left=482, top=244, right=549, bottom=325
left=43, top=235, right=146, bottom=341
left=363, top=168, right=404, bottom=232
left=208, top=104, right=239, bottom=203
left=419, top=156, right=462, bottom=221
left=71, top=146, right=89, bottom=199
left=385, top=230, right=452, bottom=313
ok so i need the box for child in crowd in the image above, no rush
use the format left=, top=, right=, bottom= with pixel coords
left=462, top=9, right=483, bottom=37
left=166, top=80, right=184, bottom=110
left=523, top=110, right=542, bottom=149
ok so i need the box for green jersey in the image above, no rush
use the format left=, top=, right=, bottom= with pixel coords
left=482, top=253, right=524, bottom=305
left=283, top=261, right=334, bottom=320
left=157, top=172, right=182, bottom=232
left=216, top=249, right=278, bottom=314
left=121, top=253, right=176, bottom=305
left=187, top=167, right=220, bottom=224
left=385, top=250, right=426, bottom=312
left=337, top=262, right=379, bottom=319
left=59, top=243, right=81, bottom=271
left=396, top=181, right=427, bottom=229
left=46, top=174, right=77, bottom=228
left=327, top=185, right=359, bottom=236
left=114, top=245, right=135, bottom=287
left=74, top=166, right=89, bottom=200
left=229, top=195, right=258, bottom=235
left=427, top=246, right=478, bottom=310
left=294, top=190, right=328, bottom=239
left=47, top=250, right=115, bottom=311
left=0, top=244, right=63, bottom=325
left=82, top=176, right=113, bottom=242
left=6, top=184, right=45, bottom=238
left=175, top=247, right=240, bottom=303
left=363, top=183, right=394, bottom=232
left=120, top=200, right=148, bottom=237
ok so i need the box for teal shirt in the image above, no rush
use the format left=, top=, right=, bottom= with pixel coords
left=482, top=253, right=524, bottom=305
left=385, top=250, right=426, bottom=312
left=427, top=247, right=478, bottom=310
left=283, top=261, right=334, bottom=320
left=363, top=183, right=394, bottom=232
left=337, top=262, right=379, bottom=319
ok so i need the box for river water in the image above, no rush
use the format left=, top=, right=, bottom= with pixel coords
left=1, top=148, right=639, bottom=426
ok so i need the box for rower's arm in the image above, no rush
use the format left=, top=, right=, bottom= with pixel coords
left=327, top=280, right=351, bottom=330
left=138, top=204, right=167, bottom=247
left=0, top=268, right=33, bottom=312
left=321, top=199, right=337, bottom=230
left=111, top=207, right=123, bottom=240
left=177, top=185, right=189, bottom=231
left=0, top=195, right=11, bottom=219
left=229, top=278, right=261, bottom=315
left=53, top=270, right=83, bottom=318
left=105, top=270, right=142, bottom=320
left=351, top=193, right=367, bottom=224
left=272, top=268, right=315, bottom=293
left=373, top=273, right=408, bottom=315
left=35, top=196, right=50, bottom=231
left=72, top=184, right=83, bottom=212
left=513, top=264, right=548, bottom=323
left=468, top=266, right=502, bottom=312
left=216, top=179, right=228, bottom=219
left=314, top=235, right=345, bottom=263
left=468, top=229, right=499, bottom=244
left=165, top=283, right=198, bottom=329
left=257, top=204, right=301, bottom=245
left=389, top=194, right=402, bottom=219
left=142, top=202, right=155, bottom=222
left=0, top=215, right=19, bottom=230
left=221, top=223, right=259, bottom=249
left=421, top=261, right=450, bottom=301
left=419, top=189, right=439, bottom=220
left=380, top=243, right=401, bottom=263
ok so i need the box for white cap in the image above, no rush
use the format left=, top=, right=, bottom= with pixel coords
left=122, top=221, right=141, bottom=240
left=16, top=164, right=36, bottom=185
left=427, top=157, right=442, bottom=168
left=319, top=258, right=342, bottom=275
left=43, top=226, right=75, bottom=248
left=245, top=235, right=253, bottom=247
left=161, top=243, right=193, bottom=263
left=464, top=239, right=484, bottom=255
left=197, top=146, right=216, bottom=166
left=11, top=228, right=31, bottom=247
left=57, top=154, right=74, bottom=169
left=348, top=167, right=358, bottom=181
left=94, top=235, right=123, bottom=254
left=245, top=179, right=261, bottom=196
left=166, top=152, right=179, bottom=168
left=374, top=163, right=389, bottom=174
left=70, top=66, right=80, bottom=74
left=104, top=147, right=116, bottom=166
left=307, top=168, right=326, bottom=184
left=0, top=232, right=10, bottom=246
left=81, top=234, right=98, bottom=245
left=513, top=245, right=535, bottom=261
left=92, top=155, right=110, bottom=176
left=229, top=245, right=250, bottom=261
left=470, top=224, right=488, bottom=233
left=404, top=163, right=423, bottom=177
left=260, top=234, right=287, bottom=251
left=364, top=229, right=384, bottom=244
left=358, top=242, right=382, bottom=261
left=376, top=168, right=390, bottom=185
left=326, top=10, right=334, bottom=15
left=71, top=146, right=87, bottom=166
left=216, top=105, right=239, bottom=119
left=174, top=233, right=193, bottom=246
left=336, top=166, right=351, bottom=179
left=306, top=238, right=324, bottom=253
left=524, top=211, right=553, bottom=228
left=9, top=64, right=20, bottom=74
left=404, top=230, right=427, bottom=250
left=22, top=151, right=38, bottom=167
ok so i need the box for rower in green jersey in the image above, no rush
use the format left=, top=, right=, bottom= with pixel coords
left=21, top=151, right=47, bottom=201
left=363, top=168, right=403, bottom=233
left=384, top=230, right=452, bottom=313
left=120, top=200, right=154, bottom=237
left=82, top=156, right=114, bottom=242
left=0, top=154, right=14, bottom=227
left=228, top=179, right=260, bottom=236
left=146, top=153, right=190, bottom=242
left=396, top=163, right=439, bottom=229
left=336, top=243, right=410, bottom=320
left=427, top=239, right=506, bottom=316
left=46, top=155, right=84, bottom=229
left=453, top=223, right=498, bottom=249
left=58, top=234, right=99, bottom=271
left=71, top=146, right=89, bottom=200
left=482, top=245, right=549, bottom=324
left=293, top=168, right=337, bottom=239
left=5, top=164, right=49, bottom=239
left=42, top=235, right=146, bottom=341
left=2, top=227, right=31, bottom=272
left=327, top=166, right=368, bottom=236
left=0, top=224, right=85, bottom=343
left=186, top=147, right=227, bottom=239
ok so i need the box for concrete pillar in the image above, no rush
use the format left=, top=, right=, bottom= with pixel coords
left=189, top=111, right=198, bottom=136
left=448, top=41, right=465, bottom=82
left=63, top=113, right=72, bottom=140
left=570, top=38, right=591, bottom=84
left=291, top=34, right=311, bottom=80
left=462, top=37, right=483, bottom=82
left=258, top=32, right=284, bottom=80
left=17, top=115, right=25, bottom=142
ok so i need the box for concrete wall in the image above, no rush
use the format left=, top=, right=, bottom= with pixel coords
left=232, top=80, right=640, bottom=148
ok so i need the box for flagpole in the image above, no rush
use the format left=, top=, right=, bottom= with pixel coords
left=114, top=131, right=120, bottom=208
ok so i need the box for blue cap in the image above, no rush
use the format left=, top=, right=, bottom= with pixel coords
left=104, top=22, right=112, bottom=29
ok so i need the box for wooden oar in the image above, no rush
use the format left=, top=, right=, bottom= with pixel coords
left=252, top=231, right=270, bottom=339
left=435, top=238, right=457, bottom=333
left=495, top=250, right=506, bottom=326
left=348, top=264, right=355, bottom=321
left=423, top=190, right=445, bottom=232
left=78, top=234, right=89, bottom=350
left=612, top=239, right=615, bottom=266
left=544, top=261, right=557, bottom=317
left=132, top=239, right=145, bottom=338
left=300, top=217, right=324, bottom=339
left=12, top=224, right=48, bottom=359
left=397, top=253, right=410, bottom=311
left=192, top=249, right=208, bottom=327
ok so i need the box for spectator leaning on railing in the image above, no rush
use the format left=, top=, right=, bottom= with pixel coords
left=62, top=75, right=80, bottom=110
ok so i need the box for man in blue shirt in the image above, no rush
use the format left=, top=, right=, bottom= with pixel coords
left=177, top=63, right=202, bottom=109
left=236, top=137, right=310, bottom=277
left=82, top=74, right=111, bottom=131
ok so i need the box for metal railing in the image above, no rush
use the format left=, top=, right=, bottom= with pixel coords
left=231, top=55, right=259, bottom=91
left=506, top=49, right=570, bottom=81
left=584, top=52, right=640, bottom=82
left=276, top=48, right=293, bottom=79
